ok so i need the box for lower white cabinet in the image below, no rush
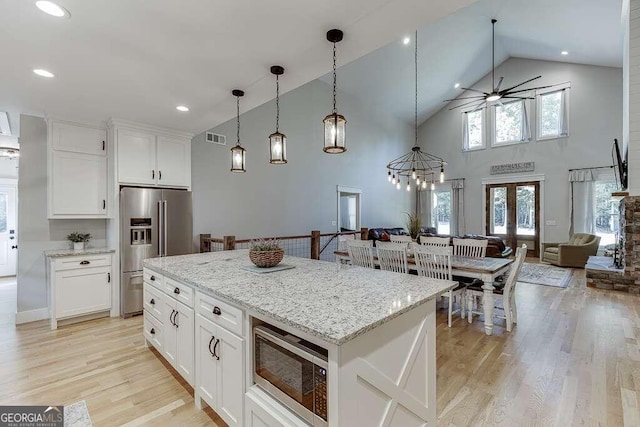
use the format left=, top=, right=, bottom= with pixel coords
left=163, top=297, right=195, bottom=386
left=196, top=314, right=244, bottom=426
left=245, top=387, right=309, bottom=427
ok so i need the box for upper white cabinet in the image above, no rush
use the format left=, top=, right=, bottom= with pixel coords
left=48, top=120, right=109, bottom=219
left=111, top=120, right=192, bottom=189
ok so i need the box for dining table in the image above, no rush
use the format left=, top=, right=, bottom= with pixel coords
left=334, top=249, right=514, bottom=335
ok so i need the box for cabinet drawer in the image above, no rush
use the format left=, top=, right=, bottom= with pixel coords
left=55, top=254, right=112, bottom=271
left=144, top=269, right=163, bottom=289
left=143, top=283, right=164, bottom=320
left=165, top=276, right=193, bottom=308
left=196, top=291, right=244, bottom=337
left=144, top=312, right=163, bottom=352
left=52, top=121, right=107, bottom=156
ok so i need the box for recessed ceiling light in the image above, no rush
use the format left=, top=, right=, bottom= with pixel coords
left=561, top=50, right=569, bottom=55
left=176, top=105, right=189, bottom=112
left=402, top=37, right=410, bottom=45
left=35, top=1, right=70, bottom=18
left=454, top=83, right=460, bottom=89
left=33, top=69, right=54, bottom=78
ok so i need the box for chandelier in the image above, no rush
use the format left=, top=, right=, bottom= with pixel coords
left=387, top=30, right=445, bottom=191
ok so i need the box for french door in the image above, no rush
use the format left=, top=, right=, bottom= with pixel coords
left=485, top=181, right=540, bottom=257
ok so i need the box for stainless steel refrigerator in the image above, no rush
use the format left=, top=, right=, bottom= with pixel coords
left=120, top=187, right=193, bottom=317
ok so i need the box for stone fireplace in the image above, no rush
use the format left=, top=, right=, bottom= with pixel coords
left=586, top=195, right=640, bottom=293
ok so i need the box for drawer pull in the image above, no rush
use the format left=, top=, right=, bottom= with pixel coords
left=213, top=339, right=220, bottom=360
left=150, top=275, right=156, bottom=281
left=150, top=328, right=155, bottom=335
left=150, top=298, right=155, bottom=305
left=174, top=287, right=180, bottom=295
left=80, top=261, right=90, bottom=265
left=208, top=336, right=216, bottom=356
left=213, top=306, right=222, bottom=316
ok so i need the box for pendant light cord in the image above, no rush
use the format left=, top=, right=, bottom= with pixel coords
left=414, top=30, right=418, bottom=148
left=332, top=42, right=337, bottom=114
left=276, top=74, right=280, bottom=133
left=236, top=95, right=240, bottom=146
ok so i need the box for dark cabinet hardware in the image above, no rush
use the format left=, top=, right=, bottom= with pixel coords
left=173, top=311, right=179, bottom=328
left=152, top=170, right=155, bottom=179
left=150, top=275, right=155, bottom=281
left=80, top=260, right=90, bottom=265
left=159, top=170, right=162, bottom=180
left=169, top=309, right=176, bottom=326
left=213, top=306, right=221, bottom=316
left=11, top=245, right=17, bottom=249
left=208, top=336, right=216, bottom=357
left=150, top=328, right=155, bottom=335
left=102, top=140, right=105, bottom=151
left=150, top=298, right=155, bottom=305
left=174, top=287, right=180, bottom=295
left=103, top=200, right=106, bottom=210
left=9, top=236, right=14, bottom=240
left=213, top=339, right=220, bottom=360
left=107, top=272, right=111, bottom=283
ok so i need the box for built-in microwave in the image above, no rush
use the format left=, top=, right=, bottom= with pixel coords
left=253, top=324, right=328, bottom=427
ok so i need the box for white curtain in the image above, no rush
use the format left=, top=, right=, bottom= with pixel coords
left=559, top=89, right=569, bottom=137
left=417, top=188, right=432, bottom=230
left=450, top=179, right=465, bottom=236
left=569, top=169, right=596, bottom=235
left=462, top=112, right=469, bottom=150
left=521, top=101, right=531, bottom=142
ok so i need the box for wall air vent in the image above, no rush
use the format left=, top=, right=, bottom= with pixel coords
left=206, top=132, right=226, bottom=145
left=0, top=112, right=11, bottom=136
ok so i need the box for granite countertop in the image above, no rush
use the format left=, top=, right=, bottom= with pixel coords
left=143, top=250, right=456, bottom=345
left=44, top=247, right=115, bottom=258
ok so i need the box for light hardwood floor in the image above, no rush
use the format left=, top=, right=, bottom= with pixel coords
left=0, top=268, right=639, bottom=426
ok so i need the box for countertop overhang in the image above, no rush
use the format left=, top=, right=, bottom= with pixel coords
left=143, top=250, right=456, bottom=345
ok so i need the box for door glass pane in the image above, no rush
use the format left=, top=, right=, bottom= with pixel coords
left=490, top=187, right=507, bottom=234
left=516, top=185, right=535, bottom=236
left=595, top=180, right=619, bottom=246
left=431, top=191, right=451, bottom=235
left=0, top=193, right=7, bottom=233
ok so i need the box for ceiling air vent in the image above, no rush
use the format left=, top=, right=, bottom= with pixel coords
left=206, top=132, right=226, bottom=145
left=0, top=112, right=11, bottom=136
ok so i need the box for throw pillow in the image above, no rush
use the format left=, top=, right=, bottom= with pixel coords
left=380, top=232, right=390, bottom=241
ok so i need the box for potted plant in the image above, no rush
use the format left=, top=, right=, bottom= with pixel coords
left=67, top=232, right=91, bottom=251
left=405, top=212, right=423, bottom=240
left=249, top=239, right=284, bottom=268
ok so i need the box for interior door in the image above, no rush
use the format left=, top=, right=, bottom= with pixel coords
left=486, top=181, right=540, bottom=257
left=0, top=185, right=17, bottom=277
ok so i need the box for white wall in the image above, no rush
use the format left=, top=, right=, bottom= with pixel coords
left=418, top=58, right=622, bottom=241
left=17, top=115, right=106, bottom=319
left=192, top=79, right=414, bottom=241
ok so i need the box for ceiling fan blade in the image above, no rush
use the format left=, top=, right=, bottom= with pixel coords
left=506, top=85, right=554, bottom=95
left=443, top=95, right=486, bottom=102
left=469, top=102, right=486, bottom=113
left=500, top=75, right=542, bottom=93
left=502, top=96, right=536, bottom=100
left=495, top=77, right=504, bottom=92
left=449, top=99, right=487, bottom=110
left=460, top=87, right=490, bottom=95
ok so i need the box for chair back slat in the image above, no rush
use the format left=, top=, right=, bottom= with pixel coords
left=420, top=236, right=450, bottom=247
left=413, top=245, right=452, bottom=281
left=502, top=244, right=528, bottom=298
left=389, top=234, right=413, bottom=244
left=452, top=238, right=488, bottom=258
left=346, top=239, right=375, bottom=269
left=377, top=242, right=408, bottom=274
left=338, top=234, right=355, bottom=251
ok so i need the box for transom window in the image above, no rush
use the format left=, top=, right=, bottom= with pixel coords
left=463, top=109, right=485, bottom=151
left=537, top=87, right=569, bottom=140
left=493, top=100, right=529, bottom=145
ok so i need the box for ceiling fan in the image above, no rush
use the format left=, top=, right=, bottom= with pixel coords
left=445, top=18, right=553, bottom=111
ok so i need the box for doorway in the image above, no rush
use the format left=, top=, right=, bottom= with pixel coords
left=337, top=186, right=361, bottom=232
left=0, top=182, right=17, bottom=277
left=486, top=181, right=540, bottom=257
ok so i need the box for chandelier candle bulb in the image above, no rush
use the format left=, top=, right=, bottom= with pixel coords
left=412, top=169, right=416, bottom=179
left=406, top=181, right=411, bottom=192
left=416, top=176, right=421, bottom=185
left=440, top=166, right=444, bottom=183
left=430, top=181, right=435, bottom=191
left=422, top=181, right=427, bottom=189
left=396, top=182, right=401, bottom=190
left=387, top=171, right=392, bottom=182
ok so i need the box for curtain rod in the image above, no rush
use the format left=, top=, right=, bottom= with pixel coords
left=568, top=165, right=613, bottom=172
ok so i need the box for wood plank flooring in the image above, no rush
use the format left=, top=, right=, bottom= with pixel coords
left=0, top=268, right=638, bottom=426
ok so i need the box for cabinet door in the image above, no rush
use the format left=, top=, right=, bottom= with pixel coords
left=162, top=298, right=177, bottom=367
left=156, top=136, right=190, bottom=187
left=52, top=122, right=107, bottom=156
left=217, top=324, right=245, bottom=426
left=175, top=301, right=194, bottom=386
left=196, top=315, right=219, bottom=409
left=50, top=151, right=107, bottom=216
left=117, top=129, right=157, bottom=185
left=55, top=266, right=111, bottom=318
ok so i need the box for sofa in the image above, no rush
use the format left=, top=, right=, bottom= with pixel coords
left=542, top=233, right=600, bottom=268
left=418, top=233, right=512, bottom=258
left=367, top=227, right=410, bottom=244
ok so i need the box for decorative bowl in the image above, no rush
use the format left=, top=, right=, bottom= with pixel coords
left=249, top=249, right=284, bottom=268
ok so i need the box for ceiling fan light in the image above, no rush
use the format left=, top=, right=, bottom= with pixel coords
left=486, top=94, right=502, bottom=102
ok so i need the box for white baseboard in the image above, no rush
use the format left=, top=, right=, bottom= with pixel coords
left=15, top=308, right=49, bottom=324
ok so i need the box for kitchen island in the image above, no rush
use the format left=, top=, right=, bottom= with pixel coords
left=143, top=250, right=455, bottom=426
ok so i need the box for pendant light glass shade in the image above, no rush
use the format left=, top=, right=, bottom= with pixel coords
left=323, top=29, right=346, bottom=154
left=230, top=89, right=246, bottom=173
left=269, top=66, right=287, bottom=164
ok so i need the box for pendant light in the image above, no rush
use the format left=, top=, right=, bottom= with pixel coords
left=230, top=89, right=246, bottom=173
left=269, top=66, right=287, bottom=164
left=323, top=29, right=347, bottom=154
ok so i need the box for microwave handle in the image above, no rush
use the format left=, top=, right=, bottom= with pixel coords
left=254, top=327, right=328, bottom=369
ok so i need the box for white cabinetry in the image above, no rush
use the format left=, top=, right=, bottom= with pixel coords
left=112, top=121, right=192, bottom=188
left=47, top=252, right=114, bottom=330
left=48, top=120, right=109, bottom=219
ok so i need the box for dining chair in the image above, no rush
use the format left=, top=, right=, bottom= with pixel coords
left=420, top=236, right=450, bottom=247
left=346, top=239, right=375, bottom=269
left=452, top=238, right=488, bottom=258
left=413, top=245, right=464, bottom=327
left=390, top=234, right=413, bottom=245
left=466, top=244, right=528, bottom=332
left=337, top=234, right=355, bottom=251
left=376, top=241, right=408, bottom=274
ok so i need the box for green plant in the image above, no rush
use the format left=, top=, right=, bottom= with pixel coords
left=404, top=212, right=422, bottom=239
left=249, top=238, right=282, bottom=252
left=67, top=232, right=91, bottom=243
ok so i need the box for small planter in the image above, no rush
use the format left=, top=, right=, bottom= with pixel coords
left=73, top=242, right=85, bottom=251
left=249, top=249, right=284, bottom=268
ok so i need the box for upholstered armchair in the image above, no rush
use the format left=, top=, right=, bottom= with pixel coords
left=542, top=233, right=601, bottom=268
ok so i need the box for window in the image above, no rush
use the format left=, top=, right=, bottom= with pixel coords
left=431, top=190, right=451, bottom=235
left=537, top=87, right=569, bottom=140
left=492, top=100, right=530, bottom=146
left=594, top=179, right=619, bottom=247
left=462, top=109, right=485, bottom=151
